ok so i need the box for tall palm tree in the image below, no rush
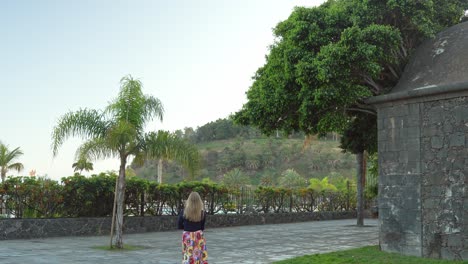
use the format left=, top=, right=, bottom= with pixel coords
left=51, top=75, right=200, bottom=248
left=142, top=130, right=200, bottom=184
left=72, top=157, right=94, bottom=174
left=0, top=142, right=24, bottom=182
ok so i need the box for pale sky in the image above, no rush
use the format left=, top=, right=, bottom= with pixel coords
left=1, top=0, right=325, bottom=180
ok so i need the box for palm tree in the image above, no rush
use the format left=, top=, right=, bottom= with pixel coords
left=0, top=142, right=24, bottom=182
left=144, top=130, right=200, bottom=183
left=72, top=157, right=94, bottom=174
left=51, top=75, right=200, bottom=248
left=222, top=168, right=249, bottom=189
left=278, top=169, right=307, bottom=189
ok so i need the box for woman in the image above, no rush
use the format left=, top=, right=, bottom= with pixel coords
left=178, top=191, right=208, bottom=264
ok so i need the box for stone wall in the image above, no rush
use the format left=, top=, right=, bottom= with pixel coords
left=420, top=97, right=468, bottom=259
left=377, top=101, right=423, bottom=257
left=0, top=211, right=356, bottom=240
left=377, top=95, right=468, bottom=260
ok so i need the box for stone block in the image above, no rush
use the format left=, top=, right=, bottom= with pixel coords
left=400, top=211, right=422, bottom=233
left=384, top=117, right=395, bottom=129
left=447, top=234, right=463, bottom=248
left=431, top=136, right=444, bottom=148
left=453, top=107, right=468, bottom=123
left=378, top=130, right=387, bottom=143
left=380, top=151, right=399, bottom=161
left=401, top=245, right=422, bottom=257
left=408, top=103, right=420, bottom=115
left=380, top=243, right=401, bottom=254
left=461, top=250, right=468, bottom=261
left=387, top=140, right=403, bottom=151
left=449, top=132, right=465, bottom=147
left=398, top=151, right=409, bottom=163
left=378, top=140, right=387, bottom=151
left=401, top=196, right=420, bottom=211
left=424, top=171, right=447, bottom=185
left=423, top=198, right=441, bottom=209
left=423, top=210, right=437, bottom=222
left=407, top=126, right=421, bottom=138
left=428, top=186, right=445, bottom=197
left=399, top=127, right=409, bottom=138
left=384, top=174, right=406, bottom=186
left=403, top=232, right=422, bottom=246
left=377, top=118, right=383, bottom=130
left=443, top=122, right=453, bottom=133
left=408, top=115, right=421, bottom=126
left=406, top=161, right=421, bottom=173
left=441, top=247, right=457, bottom=260
left=405, top=174, right=422, bottom=185
left=422, top=125, right=441, bottom=137
left=379, top=196, right=402, bottom=209
left=422, top=150, right=435, bottom=160
left=382, top=232, right=404, bottom=245
left=451, top=157, right=465, bottom=170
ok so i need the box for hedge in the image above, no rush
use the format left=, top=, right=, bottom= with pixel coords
left=0, top=172, right=357, bottom=218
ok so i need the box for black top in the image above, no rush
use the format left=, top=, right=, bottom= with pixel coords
left=178, top=210, right=206, bottom=231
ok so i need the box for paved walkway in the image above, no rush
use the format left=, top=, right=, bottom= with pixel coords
left=0, top=219, right=378, bottom=263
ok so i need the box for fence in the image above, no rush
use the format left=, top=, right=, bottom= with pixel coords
left=0, top=175, right=365, bottom=219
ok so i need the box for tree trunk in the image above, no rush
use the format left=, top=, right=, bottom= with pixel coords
left=362, top=151, right=367, bottom=187
left=114, top=156, right=127, bottom=248
left=157, top=159, right=163, bottom=183
left=356, top=152, right=364, bottom=226
left=109, top=173, right=119, bottom=248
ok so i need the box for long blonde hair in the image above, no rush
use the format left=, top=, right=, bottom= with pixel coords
left=183, top=191, right=204, bottom=222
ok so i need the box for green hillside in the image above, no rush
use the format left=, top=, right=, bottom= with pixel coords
left=133, top=136, right=356, bottom=186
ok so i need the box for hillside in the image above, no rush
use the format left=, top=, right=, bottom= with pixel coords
left=133, top=136, right=356, bottom=186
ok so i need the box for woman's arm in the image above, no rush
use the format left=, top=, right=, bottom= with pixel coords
left=177, top=210, right=184, bottom=230
left=201, top=211, right=206, bottom=231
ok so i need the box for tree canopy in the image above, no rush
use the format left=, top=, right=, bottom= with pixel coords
left=234, top=0, right=467, bottom=226
left=235, top=0, right=467, bottom=148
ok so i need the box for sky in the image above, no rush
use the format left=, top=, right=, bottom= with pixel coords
left=0, top=0, right=326, bottom=181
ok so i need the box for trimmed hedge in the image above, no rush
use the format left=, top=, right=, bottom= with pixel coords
left=0, top=173, right=357, bottom=218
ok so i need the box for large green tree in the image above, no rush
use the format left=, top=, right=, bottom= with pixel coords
left=0, top=142, right=24, bottom=182
left=235, top=0, right=467, bottom=226
left=52, top=75, right=200, bottom=248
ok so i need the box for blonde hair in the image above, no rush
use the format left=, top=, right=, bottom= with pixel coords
left=183, top=191, right=204, bottom=222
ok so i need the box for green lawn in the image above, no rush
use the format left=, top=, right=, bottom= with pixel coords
left=274, top=246, right=468, bottom=264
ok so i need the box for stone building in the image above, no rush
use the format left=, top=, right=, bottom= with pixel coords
left=367, top=21, right=468, bottom=260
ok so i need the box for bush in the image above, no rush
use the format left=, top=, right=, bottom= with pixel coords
left=0, top=173, right=362, bottom=218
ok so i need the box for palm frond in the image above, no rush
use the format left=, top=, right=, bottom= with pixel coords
left=7, top=162, right=24, bottom=172
left=75, top=138, right=119, bottom=161
left=0, top=144, right=24, bottom=169
left=72, top=157, right=94, bottom=172
left=105, top=75, right=164, bottom=132
left=144, top=131, right=201, bottom=177
left=105, top=76, right=147, bottom=129
left=51, top=109, right=108, bottom=156
left=143, top=96, right=164, bottom=123
left=6, top=147, right=24, bottom=161
left=105, top=120, right=141, bottom=153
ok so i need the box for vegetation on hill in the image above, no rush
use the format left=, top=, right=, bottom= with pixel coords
left=132, top=118, right=356, bottom=188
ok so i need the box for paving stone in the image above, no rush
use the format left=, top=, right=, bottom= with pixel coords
left=0, top=219, right=378, bottom=263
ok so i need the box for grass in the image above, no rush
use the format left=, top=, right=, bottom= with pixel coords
left=274, top=246, right=468, bottom=264
left=92, top=244, right=147, bottom=251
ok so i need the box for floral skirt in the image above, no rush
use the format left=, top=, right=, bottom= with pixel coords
left=182, top=230, right=208, bottom=264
